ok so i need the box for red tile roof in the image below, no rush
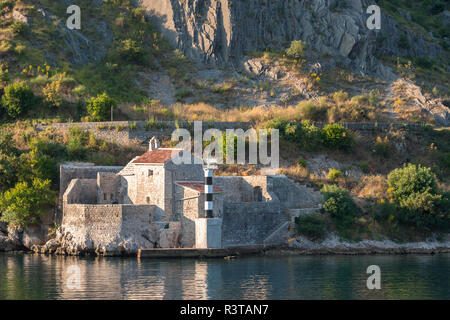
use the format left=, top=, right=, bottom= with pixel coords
left=176, top=182, right=222, bottom=193
left=132, top=148, right=183, bottom=164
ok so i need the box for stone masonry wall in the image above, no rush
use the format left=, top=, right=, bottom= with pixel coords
left=97, top=172, right=120, bottom=204
left=222, top=201, right=282, bottom=247
left=62, top=204, right=155, bottom=252
left=63, top=179, right=97, bottom=204
left=175, top=185, right=200, bottom=248
left=214, top=176, right=276, bottom=202
left=60, top=164, right=123, bottom=204
left=38, top=121, right=428, bottom=148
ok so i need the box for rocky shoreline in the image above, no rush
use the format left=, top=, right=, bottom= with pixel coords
left=2, top=224, right=449, bottom=257
left=268, top=235, right=450, bottom=256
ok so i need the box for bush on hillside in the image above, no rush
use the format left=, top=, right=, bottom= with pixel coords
left=116, top=39, right=145, bottom=64
left=0, top=178, right=56, bottom=227
left=295, top=213, right=327, bottom=240
left=1, top=82, right=35, bottom=118
left=86, top=93, right=116, bottom=121
left=321, top=123, right=354, bottom=151
left=286, top=40, right=307, bottom=59
left=321, top=184, right=359, bottom=229
left=387, top=163, right=449, bottom=230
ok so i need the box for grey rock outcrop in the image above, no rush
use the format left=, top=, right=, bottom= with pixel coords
left=0, top=226, right=25, bottom=252
left=140, top=0, right=446, bottom=79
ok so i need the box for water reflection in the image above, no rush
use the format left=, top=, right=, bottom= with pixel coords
left=0, top=253, right=448, bottom=300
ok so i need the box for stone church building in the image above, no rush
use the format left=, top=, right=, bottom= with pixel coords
left=59, top=138, right=321, bottom=254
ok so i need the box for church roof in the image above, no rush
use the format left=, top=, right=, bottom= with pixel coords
left=176, top=181, right=222, bottom=193
left=132, top=148, right=183, bottom=164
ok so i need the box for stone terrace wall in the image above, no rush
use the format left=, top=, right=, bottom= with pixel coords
left=222, top=201, right=282, bottom=247
left=62, top=204, right=155, bottom=252
left=215, top=176, right=277, bottom=203
left=268, top=175, right=323, bottom=209
left=63, top=179, right=97, bottom=204
left=36, top=121, right=253, bottom=145
left=60, top=164, right=123, bottom=203
left=37, top=121, right=429, bottom=145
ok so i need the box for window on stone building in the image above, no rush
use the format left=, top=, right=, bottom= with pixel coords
left=110, top=193, right=114, bottom=200
left=148, top=169, right=153, bottom=177
left=103, top=193, right=107, bottom=200
left=253, top=186, right=263, bottom=202
left=146, top=196, right=150, bottom=204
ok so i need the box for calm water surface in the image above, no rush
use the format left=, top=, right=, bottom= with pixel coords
left=0, top=253, right=448, bottom=300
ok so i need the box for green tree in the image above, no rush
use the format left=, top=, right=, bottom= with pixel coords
left=321, top=124, right=354, bottom=151
left=116, top=39, right=145, bottom=64
left=1, top=82, right=35, bottom=118
left=387, top=164, right=438, bottom=203
left=387, top=164, right=448, bottom=229
left=86, top=93, right=116, bottom=121
left=0, top=178, right=56, bottom=227
left=321, top=184, right=359, bottom=234
left=0, top=133, right=20, bottom=192
left=295, top=213, right=327, bottom=240
left=286, top=40, right=307, bottom=59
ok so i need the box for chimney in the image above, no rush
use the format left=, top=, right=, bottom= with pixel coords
left=149, top=136, right=160, bottom=151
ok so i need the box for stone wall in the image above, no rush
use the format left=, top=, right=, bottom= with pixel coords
left=222, top=201, right=282, bottom=247
left=268, top=175, right=323, bottom=209
left=175, top=185, right=200, bottom=248
left=62, top=203, right=155, bottom=253
left=174, top=184, right=224, bottom=248
left=97, top=172, right=120, bottom=204
left=60, top=163, right=123, bottom=205
left=214, top=176, right=276, bottom=202
left=63, top=179, right=97, bottom=204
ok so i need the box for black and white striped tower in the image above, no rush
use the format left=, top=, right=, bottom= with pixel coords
left=204, top=159, right=217, bottom=218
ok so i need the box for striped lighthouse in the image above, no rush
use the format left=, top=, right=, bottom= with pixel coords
left=203, top=159, right=217, bottom=218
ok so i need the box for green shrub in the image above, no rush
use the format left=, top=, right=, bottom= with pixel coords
left=116, top=39, right=145, bottom=64
left=296, top=102, right=327, bottom=121
left=67, top=126, right=89, bottom=159
left=300, top=120, right=322, bottom=151
left=387, top=163, right=448, bottom=230
left=374, top=136, right=394, bottom=158
left=86, top=93, right=116, bottom=121
left=18, top=153, right=58, bottom=185
left=321, top=124, right=354, bottom=151
left=358, top=161, right=370, bottom=174
left=286, top=40, right=307, bottom=59
left=440, top=152, right=450, bottom=171
left=295, top=214, right=327, bottom=240
left=321, top=184, right=358, bottom=229
left=0, top=178, right=56, bottom=227
left=398, top=34, right=410, bottom=49
left=333, top=90, right=348, bottom=103
left=128, top=122, right=137, bottom=131
left=368, top=90, right=379, bottom=107
left=175, top=87, right=193, bottom=101
left=1, top=82, right=35, bottom=118
left=145, top=117, right=167, bottom=130
left=297, top=156, right=307, bottom=168
left=328, top=168, right=343, bottom=181
left=11, top=21, right=28, bottom=36
left=387, top=164, right=438, bottom=203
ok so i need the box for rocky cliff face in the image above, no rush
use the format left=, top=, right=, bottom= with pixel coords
left=138, top=0, right=445, bottom=78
